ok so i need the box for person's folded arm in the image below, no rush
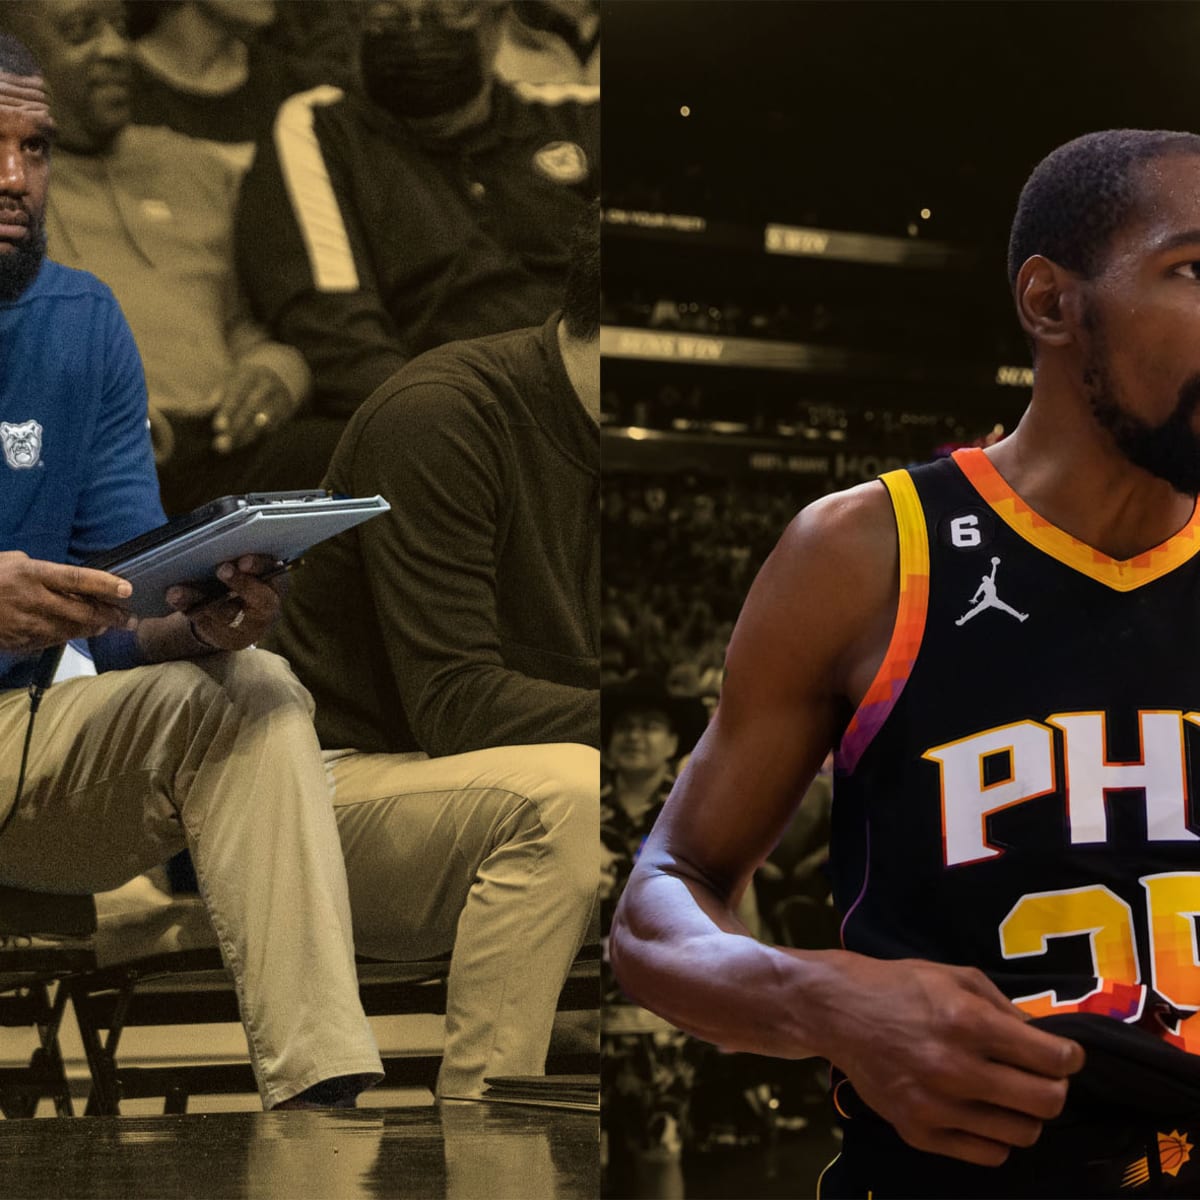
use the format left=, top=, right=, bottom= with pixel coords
left=223, top=274, right=312, bottom=409
left=235, top=88, right=409, bottom=418
left=207, top=279, right=315, bottom=453
left=350, top=383, right=597, bottom=756
left=272, top=293, right=407, bottom=418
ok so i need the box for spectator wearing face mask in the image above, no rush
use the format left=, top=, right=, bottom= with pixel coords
left=235, top=0, right=598, bottom=418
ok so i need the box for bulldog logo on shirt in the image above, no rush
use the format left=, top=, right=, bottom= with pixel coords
left=0, top=420, right=43, bottom=469
left=532, top=141, right=589, bottom=186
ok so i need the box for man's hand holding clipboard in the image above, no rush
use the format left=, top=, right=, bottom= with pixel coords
left=165, top=553, right=300, bottom=653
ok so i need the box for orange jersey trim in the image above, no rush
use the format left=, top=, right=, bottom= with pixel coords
left=953, top=447, right=1200, bottom=592
left=837, top=471, right=930, bottom=774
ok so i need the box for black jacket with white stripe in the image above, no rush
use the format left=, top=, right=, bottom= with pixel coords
left=236, top=79, right=598, bottom=417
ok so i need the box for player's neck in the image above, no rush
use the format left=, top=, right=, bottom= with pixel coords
left=986, top=399, right=1195, bottom=561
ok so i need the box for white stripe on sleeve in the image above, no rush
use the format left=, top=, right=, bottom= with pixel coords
left=511, top=80, right=600, bottom=106
left=273, top=86, right=359, bottom=293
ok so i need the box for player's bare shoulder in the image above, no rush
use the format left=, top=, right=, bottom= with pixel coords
left=725, top=480, right=901, bottom=711
left=787, top=479, right=899, bottom=578
left=765, top=479, right=899, bottom=631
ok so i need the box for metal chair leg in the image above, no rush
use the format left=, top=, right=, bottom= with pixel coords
left=34, top=982, right=74, bottom=1117
left=0, top=981, right=75, bottom=1118
left=70, top=975, right=137, bottom=1117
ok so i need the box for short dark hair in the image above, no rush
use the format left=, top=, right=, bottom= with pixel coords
left=1008, top=129, right=1200, bottom=289
left=562, top=197, right=599, bottom=342
left=0, top=32, right=40, bottom=78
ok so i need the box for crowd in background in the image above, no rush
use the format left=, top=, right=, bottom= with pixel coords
left=602, top=475, right=818, bottom=688
left=17, top=0, right=599, bottom=514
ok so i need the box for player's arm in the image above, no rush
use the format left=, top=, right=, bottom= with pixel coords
left=609, top=482, right=1084, bottom=1168
left=610, top=481, right=894, bottom=1047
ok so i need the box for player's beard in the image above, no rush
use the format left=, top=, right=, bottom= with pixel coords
left=0, top=212, right=47, bottom=302
left=1081, top=302, right=1200, bottom=495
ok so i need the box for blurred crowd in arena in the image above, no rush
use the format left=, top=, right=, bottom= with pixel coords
left=601, top=476, right=807, bottom=689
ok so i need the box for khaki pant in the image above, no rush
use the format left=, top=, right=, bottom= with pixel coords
left=326, top=742, right=598, bottom=1097
left=0, top=650, right=383, bottom=1108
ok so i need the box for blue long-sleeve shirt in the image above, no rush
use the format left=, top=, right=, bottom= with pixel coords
left=0, top=260, right=164, bottom=688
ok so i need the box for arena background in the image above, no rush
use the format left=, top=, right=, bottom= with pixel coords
left=599, top=3, right=1200, bottom=1197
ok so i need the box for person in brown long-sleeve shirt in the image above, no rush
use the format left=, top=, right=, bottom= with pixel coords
left=264, top=205, right=600, bottom=1100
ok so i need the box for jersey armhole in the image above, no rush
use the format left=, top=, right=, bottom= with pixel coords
left=835, top=470, right=930, bottom=775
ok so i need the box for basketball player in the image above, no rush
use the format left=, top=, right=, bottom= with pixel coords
left=610, top=130, right=1200, bottom=1198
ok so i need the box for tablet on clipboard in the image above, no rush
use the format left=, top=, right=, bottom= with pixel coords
left=85, top=490, right=390, bottom=617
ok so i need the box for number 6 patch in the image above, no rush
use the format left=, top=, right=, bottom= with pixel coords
left=937, top=506, right=996, bottom=550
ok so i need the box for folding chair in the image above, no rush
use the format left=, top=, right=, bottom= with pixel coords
left=0, top=886, right=97, bottom=1117
left=1, top=879, right=600, bottom=1117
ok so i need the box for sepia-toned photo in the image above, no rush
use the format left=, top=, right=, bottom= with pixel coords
left=0, top=1, right=598, bottom=1196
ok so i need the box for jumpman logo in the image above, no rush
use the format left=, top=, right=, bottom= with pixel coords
left=955, top=556, right=1028, bottom=626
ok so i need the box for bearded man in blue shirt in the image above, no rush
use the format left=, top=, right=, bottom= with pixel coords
left=0, top=32, right=382, bottom=1111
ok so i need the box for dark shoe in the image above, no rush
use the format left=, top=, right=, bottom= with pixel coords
left=272, top=1073, right=375, bottom=1110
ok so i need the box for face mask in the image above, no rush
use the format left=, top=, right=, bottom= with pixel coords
left=360, top=23, right=484, bottom=119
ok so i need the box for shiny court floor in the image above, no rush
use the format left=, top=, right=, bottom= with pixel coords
left=0, top=1102, right=598, bottom=1199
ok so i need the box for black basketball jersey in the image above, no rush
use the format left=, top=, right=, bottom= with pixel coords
left=831, top=447, right=1200, bottom=1053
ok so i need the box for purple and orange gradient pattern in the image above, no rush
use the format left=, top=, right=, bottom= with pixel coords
left=954, top=448, right=1200, bottom=592
left=837, top=470, right=930, bottom=775
left=1012, top=978, right=1146, bottom=1022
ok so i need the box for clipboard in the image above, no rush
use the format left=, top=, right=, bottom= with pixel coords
left=84, top=490, right=390, bottom=617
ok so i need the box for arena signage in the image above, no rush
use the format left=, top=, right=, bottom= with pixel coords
left=602, top=429, right=910, bottom=485
left=604, top=330, right=726, bottom=362
left=996, top=365, right=1035, bottom=387
left=603, top=207, right=707, bottom=234
left=600, top=327, right=847, bottom=372
left=763, top=223, right=971, bottom=269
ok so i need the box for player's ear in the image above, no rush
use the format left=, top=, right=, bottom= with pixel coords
left=1013, top=255, right=1079, bottom=350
